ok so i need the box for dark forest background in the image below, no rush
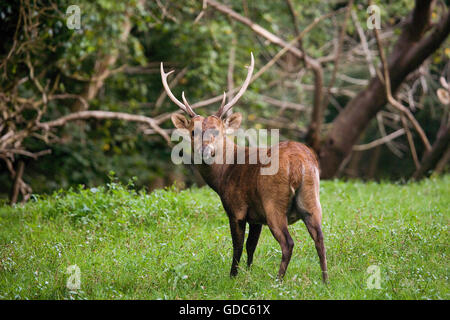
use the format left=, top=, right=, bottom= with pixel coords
left=0, top=0, right=449, bottom=203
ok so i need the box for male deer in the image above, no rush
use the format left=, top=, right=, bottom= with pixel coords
left=161, top=53, right=328, bottom=282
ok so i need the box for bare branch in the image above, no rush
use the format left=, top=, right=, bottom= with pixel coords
left=39, top=110, right=172, bottom=145
left=193, top=0, right=207, bottom=24
left=401, top=115, right=420, bottom=168
left=353, top=129, right=405, bottom=151
left=351, top=9, right=376, bottom=77
left=49, top=94, right=88, bottom=110
left=226, top=35, right=237, bottom=116
left=376, top=112, right=404, bottom=157
left=321, top=0, right=354, bottom=113
left=205, top=0, right=338, bottom=135
left=372, top=15, right=432, bottom=151
left=257, top=94, right=306, bottom=111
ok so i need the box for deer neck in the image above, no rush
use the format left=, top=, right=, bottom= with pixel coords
left=195, top=136, right=243, bottom=192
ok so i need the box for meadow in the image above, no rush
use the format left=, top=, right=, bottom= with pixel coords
left=0, top=176, right=448, bottom=300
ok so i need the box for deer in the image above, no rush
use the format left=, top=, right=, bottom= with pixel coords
left=160, top=53, right=328, bottom=283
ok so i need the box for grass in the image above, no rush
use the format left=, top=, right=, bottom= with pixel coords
left=0, top=175, right=448, bottom=300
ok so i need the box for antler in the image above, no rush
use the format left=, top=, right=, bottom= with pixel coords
left=216, top=52, right=254, bottom=118
left=160, top=63, right=198, bottom=117
left=160, top=52, right=254, bottom=118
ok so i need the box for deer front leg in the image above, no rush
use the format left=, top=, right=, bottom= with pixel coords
left=246, top=223, right=262, bottom=268
left=229, top=217, right=246, bottom=277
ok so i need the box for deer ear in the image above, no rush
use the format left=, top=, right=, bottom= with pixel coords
left=224, top=112, right=242, bottom=134
left=171, top=113, right=190, bottom=129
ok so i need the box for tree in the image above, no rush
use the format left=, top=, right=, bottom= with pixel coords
left=318, top=0, right=450, bottom=178
left=203, top=0, right=449, bottom=178
left=1, top=0, right=448, bottom=203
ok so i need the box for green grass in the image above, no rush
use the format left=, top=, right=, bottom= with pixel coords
left=0, top=176, right=448, bottom=300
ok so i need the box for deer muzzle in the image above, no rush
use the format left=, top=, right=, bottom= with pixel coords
left=202, top=143, right=215, bottom=161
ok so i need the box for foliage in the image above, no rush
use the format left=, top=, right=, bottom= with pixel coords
left=0, top=0, right=448, bottom=199
left=0, top=176, right=448, bottom=299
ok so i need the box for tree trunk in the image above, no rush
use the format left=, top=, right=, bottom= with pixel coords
left=319, top=1, right=450, bottom=178
left=412, top=126, right=450, bottom=179
left=10, top=160, right=25, bottom=205
left=347, top=151, right=363, bottom=178
left=434, top=147, right=450, bottom=175
left=367, top=146, right=381, bottom=179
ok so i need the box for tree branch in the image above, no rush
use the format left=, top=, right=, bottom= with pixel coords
left=309, top=0, right=353, bottom=150
left=372, top=13, right=432, bottom=151
left=205, top=0, right=329, bottom=148
left=39, top=110, right=172, bottom=145
left=352, top=129, right=405, bottom=151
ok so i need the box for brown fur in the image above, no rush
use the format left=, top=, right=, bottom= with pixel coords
left=172, top=113, right=328, bottom=282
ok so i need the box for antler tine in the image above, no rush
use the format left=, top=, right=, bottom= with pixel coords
left=181, top=91, right=198, bottom=117
left=214, top=92, right=227, bottom=117
left=160, top=62, right=197, bottom=117
left=216, top=52, right=254, bottom=118
left=220, top=91, right=227, bottom=107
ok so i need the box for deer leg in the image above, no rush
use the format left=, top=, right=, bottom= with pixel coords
left=303, top=214, right=328, bottom=283
left=229, top=218, right=246, bottom=277
left=246, top=223, right=262, bottom=268
left=296, top=167, right=328, bottom=283
left=268, top=224, right=294, bottom=279
left=263, top=199, right=294, bottom=279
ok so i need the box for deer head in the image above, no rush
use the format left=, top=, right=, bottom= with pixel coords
left=160, top=53, right=254, bottom=160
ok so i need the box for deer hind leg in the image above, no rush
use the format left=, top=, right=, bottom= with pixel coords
left=303, top=213, right=328, bottom=283
left=246, top=223, right=262, bottom=268
left=263, top=201, right=294, bottom=279
left=296, top=168, right=328, bottom=283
